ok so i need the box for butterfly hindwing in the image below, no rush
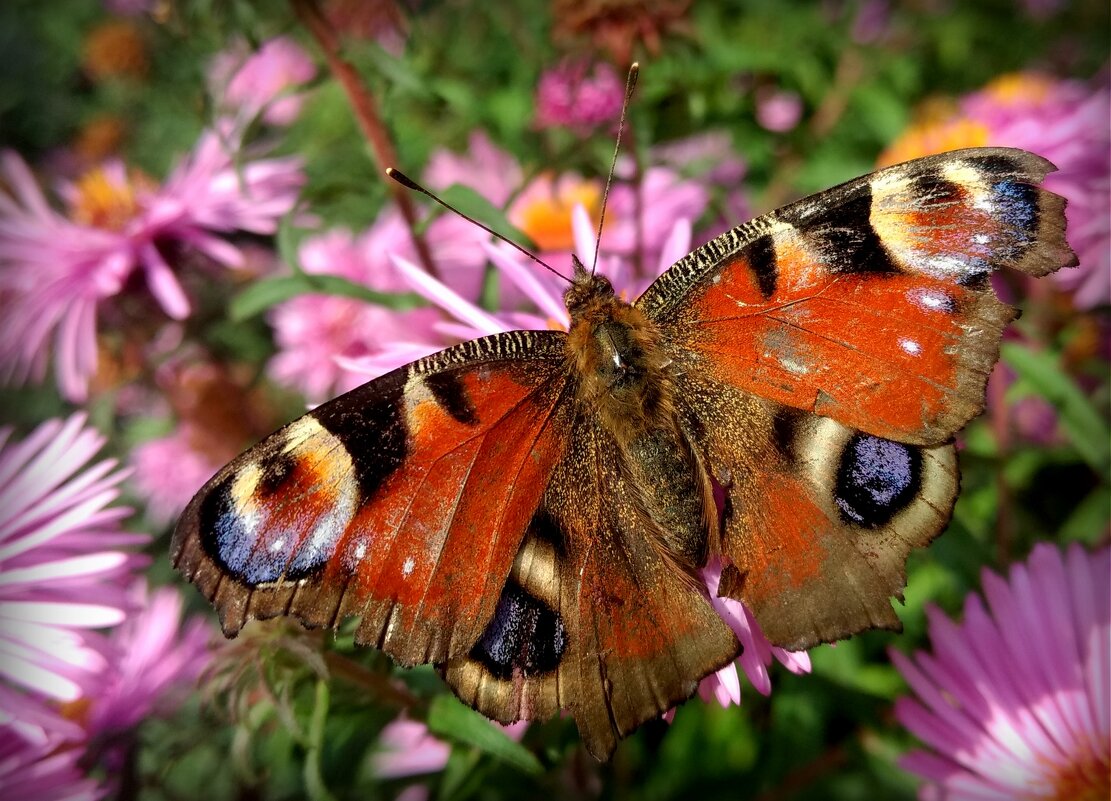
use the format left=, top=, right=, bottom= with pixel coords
left=172, top=331, right=572, bottom=666
left=640, top=147, right=1075, bottom=445
left=676, top=380, right=959, bottom=650
left=442, top=417, right=740, bottom=760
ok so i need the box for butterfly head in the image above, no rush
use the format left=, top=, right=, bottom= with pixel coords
left=563, top=257, right=616, bottom=320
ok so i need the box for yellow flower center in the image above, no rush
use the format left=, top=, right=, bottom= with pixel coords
left=509, top=176, right=601, bottom=251
left=58, top=696, right=92, bottom=728
left=1045, top=741, right=1110, bottom=801
left=877, top=118, right=990, bottom=167
left=70, top=166, right=145, bottom=231
left=982, top=72, right=1055, bottom=106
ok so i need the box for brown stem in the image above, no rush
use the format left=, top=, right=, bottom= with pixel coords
left=761, top=48, right=866, bottom=211
left=291, top=0, right=440, bottom=278
left=323, top=651, right=421, bottom=708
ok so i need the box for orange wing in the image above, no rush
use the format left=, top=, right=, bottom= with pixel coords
left=172, top=331, right=573, bottom=666
left=640, top=147, right=1075, bottom=444
left=637, top=148, right=1074, bottom=649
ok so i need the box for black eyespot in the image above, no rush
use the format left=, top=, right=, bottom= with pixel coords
left=834, top=434, right=921, bottom=528
left=472, top=583, right=566, bottom=679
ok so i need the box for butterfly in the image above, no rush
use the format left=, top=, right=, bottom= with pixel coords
left=172, top=146, right=1074, bottom=760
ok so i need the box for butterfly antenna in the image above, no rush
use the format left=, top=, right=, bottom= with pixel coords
left=386, top=168, right=572, bottom=284
left=590, top=62, right=640, bottom=277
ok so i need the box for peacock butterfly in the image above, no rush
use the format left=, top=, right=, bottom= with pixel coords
left=172, top=145, right=1075, bottom=759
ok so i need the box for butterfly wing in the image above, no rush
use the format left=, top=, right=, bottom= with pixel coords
left=172, top=331, right=573, bottom=666
left=640, top=147, right=1075, bottom=444
left=639, top=147, right=1074, bottom=649
left=442, top=416, right=739, bottom=759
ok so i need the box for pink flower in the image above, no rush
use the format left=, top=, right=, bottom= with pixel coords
left=0, top=688, right=103, bottom=801
left=80, top=584, right=212, bottom=758
left=960, top=73, right=1110, bottom=308
left=210, top=36, right=317, bottom=126
left=534, top=60, right=625, bottom=133
left=880, top=72, right=1110, bottom=309
left=130, top=424, right=224, bottom=526
left=371, top=716, right=527, bottom=801
left=371, top=719, right=452, bottom=779
left=266, top=210, right=490, bottom=396
left=685, top=559, right=811, bottom=714
left=754, top=87, right=804, bottom=133
left=424, top=131, right=523, bottom=208
left=0, top=414, right=147, bottom=701
left=891, top=543, right=1110, bottom=800
left=0, top=126, right=305, bottom=401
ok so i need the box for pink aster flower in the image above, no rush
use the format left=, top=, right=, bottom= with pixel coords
left=534, top=60, right=625, bottom=134
left=754, top=86, right=804, bottom=133
left=0, top=125, right=305, bottom=401
left=79, top=584, right=212, bottom=768
left=130, top=423, right=224, bottom=526
left=210, top=36, right=317, bottom=126
left=372, top=716, right=527, bottom=801
left=268, top=206, right=489, bottom=395
left=0, top=414, right=147, bottom=702
left=424, top=131, right=523, bottom=208
left=891, top=542, right=1110, bottom=800
left=0, top=688, right=103, bottom=801
left=686, top=559, right=811, bottom=714
left=960, top=73, right=1110, bottom=308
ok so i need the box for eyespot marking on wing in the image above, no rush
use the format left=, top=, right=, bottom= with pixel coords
left=834, top=433, right=922, bottom=528
left=472, top=582, right=567, bottom=679
left=198, top=418, right=359, bottom=585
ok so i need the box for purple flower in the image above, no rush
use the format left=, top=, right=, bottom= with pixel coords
left=80, top=584, right=212, bottom=752
left=130, top=424, right=225, bottom=526
left=0, top=688, right=103, bottom=801
left=371, top=716, right=527, bottom=798
left=0, top=414, right=147, bottom=701
left=210, top=37, right=317, bottom=126
left=961, top=73, right=1110, bottom=308
left=685, top=559, right=811, bottom=714
left=754, top=87, right=804, bottom=133
left=0, top=125, right=305, bottom=401
left=424, top=131, right=523, bottom=208
left=534, top=60, right=625, bottom=134
left=266, top=210, right=490, bottom=395
left=892, top=543, right=1110, bottom=800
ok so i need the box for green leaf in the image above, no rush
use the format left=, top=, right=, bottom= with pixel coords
left=426, top=695, right=542, bottom=775
left=229, top=275, right=424, bottom=321
left=1002, top=343, right=1111, bottom=476
left=1059, top=485, right=1111, bottom=545
left=438, top=183, right=535, bottom=250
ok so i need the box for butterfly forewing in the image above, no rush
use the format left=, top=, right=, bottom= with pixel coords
left=640, top=147, right=1075, bottom=444
left=172, top=331, right=572, bottom=666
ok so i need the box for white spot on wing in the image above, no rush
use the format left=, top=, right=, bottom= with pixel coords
left=402, top=556, right=415, bottom=578
left=899, top=338, right=922, bottom=356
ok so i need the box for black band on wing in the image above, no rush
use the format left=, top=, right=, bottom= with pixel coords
left=312, top=382, right=407, bottom=499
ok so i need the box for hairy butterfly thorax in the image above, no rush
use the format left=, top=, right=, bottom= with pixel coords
left=564, top=259, right=715, bottom=569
